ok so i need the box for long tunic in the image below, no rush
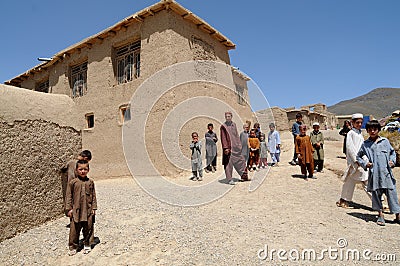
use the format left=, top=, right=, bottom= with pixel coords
left=220, top=121, right=242, bottom=165
left=267, top=130, right=281, bottom=153
left=205, top=131, right=217, bottom=165
left=339, top=126, right=351, bottom=154
left=356, top=137, right=397, bottom=191
left=240, top=131, right=249, bottom=159
left=190, top=141, right=202, bottom=171
left=310, top=130, right=324, bottom=160
left=295, top=135, right=314, bottom=164
left=342, top=128, right=368, bottom=182
left=65, top=176, right=97, bottom=223
left=260, top=141, right=268, bottom=158
left=61, top=160, right=77, bottom=210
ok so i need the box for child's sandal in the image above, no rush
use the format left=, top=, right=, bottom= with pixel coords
left=68, top=249, right=77, bottom=256
left=376, top=216, right=385, bottom=226
left=83, top=246, right=91, bottom=254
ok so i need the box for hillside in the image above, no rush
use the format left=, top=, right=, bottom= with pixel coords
left=328, top=87, right=400, bottom=118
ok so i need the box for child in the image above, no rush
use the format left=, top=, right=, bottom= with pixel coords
left=258, top=134, right=268, bottom=168
left=310, top=122, right=324, bottom=172
left=267, top=123, right=281, bottom=166
left=204, top=123, right=218, bottom=173
left=295, top=125, right=315, bottom=179
left=336, top=113, right=370, bottom=208
left=61, top=150, right=92, bottom=204
left=190, top=132, right=203, bottom=181
left=356, top=120, right=400, bottom=226
left=290, top=113, right=303, bottom=165
left=248, top=129, right=260, bottom=171
left=65, top=160, right=97, bottom=255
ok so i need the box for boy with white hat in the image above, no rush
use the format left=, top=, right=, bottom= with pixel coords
left=336, top=113, right=371, bottom=208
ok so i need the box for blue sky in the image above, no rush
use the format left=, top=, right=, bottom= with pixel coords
left=1, top=0, right=399, bottom=108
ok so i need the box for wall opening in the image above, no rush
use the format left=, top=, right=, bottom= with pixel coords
left=85, top=113, right=94, bottom=128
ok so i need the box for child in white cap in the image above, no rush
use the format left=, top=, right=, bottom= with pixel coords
left=336, top=113, right=371, bottom=208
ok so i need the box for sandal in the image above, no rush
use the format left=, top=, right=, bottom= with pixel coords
left=68, top=249, right=77, bottom=256
left=83, top=246, right=91, bottom=254
left=336, top=199, right=349, bottom=208
left=376, top=216, right=385, bottom=226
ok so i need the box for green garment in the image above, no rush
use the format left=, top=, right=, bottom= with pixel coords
left=310, top=130, right=324, bottom=160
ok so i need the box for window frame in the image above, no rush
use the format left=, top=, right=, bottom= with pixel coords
left=70, top=61, right=88, bottom=98
left=85, top=113, right=95, bottom=129
left=119, top=104, right=131, bottom=124
left=114, top=41, right=141, bottom=84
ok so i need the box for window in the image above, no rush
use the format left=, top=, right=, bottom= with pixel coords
left=115, top=41, right=140, bottom=84
left=85, top=113, right=94, bottom=129
left=70, top=62, right=88, bottom=98
left=36, top=79, right=49, bottom=93
left=235, top=84, right=246, bottom=105
left=119, top=104, right=131, bottom=123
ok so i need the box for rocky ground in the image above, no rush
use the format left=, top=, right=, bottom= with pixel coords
left=1, top=130, right=399, bottom=265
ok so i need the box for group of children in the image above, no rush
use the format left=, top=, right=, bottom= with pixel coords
left=244, top=123, right=281, bottom=171
left=190, top=121, right=283, bottom=180
left=190, top=123, right=218, bottom=181
left=290, top=113, right=325, bottom=179
left=58, top=113, right=398, bottom=258
left=336, top=114, right=400, bottom=226
left=293, top=112, right=399, bottom=226
left=61, top=150, right=98, bottom=255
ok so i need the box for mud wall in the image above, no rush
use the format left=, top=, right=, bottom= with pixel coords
left=0, top=120, right=81, bottom=242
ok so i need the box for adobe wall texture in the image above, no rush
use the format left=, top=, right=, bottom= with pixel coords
left=0, top=85, right=82, bottom=242
left=0, top=120, right=81, bottom=242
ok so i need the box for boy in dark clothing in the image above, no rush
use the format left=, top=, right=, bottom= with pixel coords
left=65, top=160, right=97, bottom=255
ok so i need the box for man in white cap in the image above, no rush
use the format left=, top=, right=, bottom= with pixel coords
left=310, top=122, right=324, bottom=172
left=336, top=113, right=370, bottom=208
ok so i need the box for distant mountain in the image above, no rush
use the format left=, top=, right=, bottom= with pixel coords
left=328, top=88, right=400, bottom=119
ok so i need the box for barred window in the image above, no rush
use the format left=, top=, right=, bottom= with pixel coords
left=115, top=41, right=140, bottom=84
left=235, top=84, right=246, bottom=105
left=36, top=79, right=49, bottom=93
left=70, top=62, right=88, bottom=98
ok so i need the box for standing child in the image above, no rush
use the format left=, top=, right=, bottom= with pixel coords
left=65, top=160, right=97, bottom=255
left=290, top=113, right=303, bottom=165
left=258, top=135, right=268, bottom=168
left=248, top=129, right=260, bottom=171
left=205, top=123, right=218, bottom=173
left=267, top=123, right=281, bottom=166
left=336, top=113, right=370, bottom=208
left=295, top=125, right=315, bottom=179
left=356, top=120, right=400, bottom=226
left=190, top=132, right=203, bottom=181
left=310, top=122, right=324, bottom=172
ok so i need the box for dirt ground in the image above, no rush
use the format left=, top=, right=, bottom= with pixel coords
left=1, top=130, right=399, bottom=265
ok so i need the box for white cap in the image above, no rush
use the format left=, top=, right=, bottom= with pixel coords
left=352, top=113, right=363, bottom=119
left=312, top=122, right=320, bottom=126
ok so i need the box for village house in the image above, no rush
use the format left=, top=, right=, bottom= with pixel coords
left=4, top=0, right=252, bottom=178
left=256, top=103, right=338, bottom=132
